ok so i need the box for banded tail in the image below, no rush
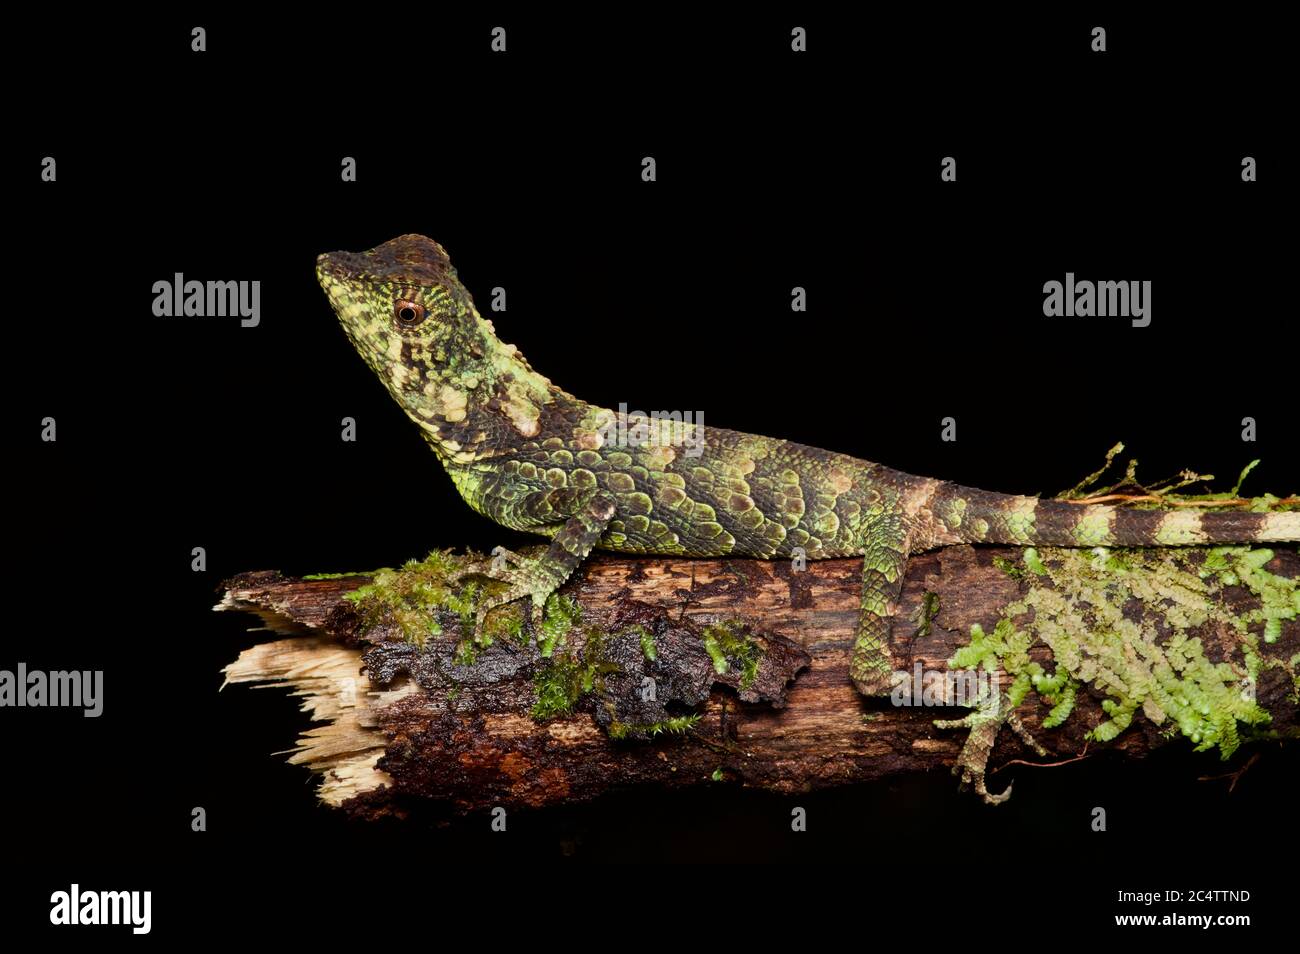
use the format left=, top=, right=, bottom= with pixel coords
left=930, top=484, right=1300, bottom=548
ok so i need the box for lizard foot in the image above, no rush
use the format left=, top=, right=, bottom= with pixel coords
left=454, top=546, right=558, bottom=637
left=934, top=689, right=1048, bottom=805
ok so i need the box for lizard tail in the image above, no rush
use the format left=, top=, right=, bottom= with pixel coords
left=930, top=484, right=1299, bottom=547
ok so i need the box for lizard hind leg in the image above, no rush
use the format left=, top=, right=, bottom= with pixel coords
left=850, top=514, right=910, bottom=698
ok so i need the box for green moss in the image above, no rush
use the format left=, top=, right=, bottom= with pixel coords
left=1229, top=460, right=1261, bottom=496
left=700, top=619, right=763, bottom=690
left=1040, top=680, right=1076, bottom=729
left=340, top=549, right=502, bottom=649
left=627, top=624, right=657, bottom=662
left=453, top=636, right=482, bottom=667
left=1057, top=443, right=1292, bottom=514
left=946, top=546, right=1291, bottom=760
left=1022, top=547, right=1048, bottom=577
left=992, top=557, right=1023, bottom=580
left=538, top=594, right=581, bottom=658
left=530, top=614, right=621, bottom=720
left=483, top=602, right=527, bottom=646
left=444, top=580, right=480, bottom=638
left=1201, top=547, right=1300, bottom=644
left=607, top=713, right=701, bottom=740
left=302, top=570, right=376, bottom=580
left=531, top=655, right=587, bottom=719
left=1060, top=442, right=1128, bottom=499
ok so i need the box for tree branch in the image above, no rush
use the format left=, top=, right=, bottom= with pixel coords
left=217, top=546, right=1299, bottom=818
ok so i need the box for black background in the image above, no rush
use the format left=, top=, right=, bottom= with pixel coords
left=5, top=7, right=1294, bottom=935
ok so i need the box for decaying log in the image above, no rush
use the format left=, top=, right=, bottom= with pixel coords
left=217, top=547, right=1299, bottom=818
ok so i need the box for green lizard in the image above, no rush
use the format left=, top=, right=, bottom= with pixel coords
left=316, top=234, right=1299, bottom=703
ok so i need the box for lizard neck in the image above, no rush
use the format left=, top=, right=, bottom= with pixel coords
left=404, top=309, right=586, bottom=466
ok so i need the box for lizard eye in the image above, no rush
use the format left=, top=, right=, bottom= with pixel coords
left=395, top=300, right=426, bottom=327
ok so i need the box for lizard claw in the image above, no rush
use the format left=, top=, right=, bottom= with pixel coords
left=455, top=548, right=557, bottom=643
left=933, top=687, right=1032, bottom=806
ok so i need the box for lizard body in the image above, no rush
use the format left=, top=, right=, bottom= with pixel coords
left=317, top=234, right=1299, bottom=699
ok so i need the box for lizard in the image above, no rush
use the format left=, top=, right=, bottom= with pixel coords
left=316, top=234, right=1299, bottom=713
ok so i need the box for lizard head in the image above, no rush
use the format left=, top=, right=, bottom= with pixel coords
left=316, top=234, right=556, bottom=455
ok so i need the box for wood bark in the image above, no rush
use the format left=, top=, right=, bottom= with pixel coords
left=217, top=547, right=1299, bottom=818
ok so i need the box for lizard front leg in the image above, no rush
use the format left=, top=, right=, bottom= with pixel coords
left=850, top=510, right=910, bottom=697
left=458, top=487, right=618, bottom=635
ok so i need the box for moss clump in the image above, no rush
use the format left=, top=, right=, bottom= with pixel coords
left=700, top=619, right=763, bottom=690
left=1201, top=547, right=1300, bottom=645
left=530, top=602, right=621, bottom=720
left=341, top=550, right=460, bottom=646
left=482, top=602, right=527, bottom=645
left=947, top=546, right=1293, bottom=760
left=339, top=549, right=524, bottom=653
left=531, top=656, right=589, bottom=719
